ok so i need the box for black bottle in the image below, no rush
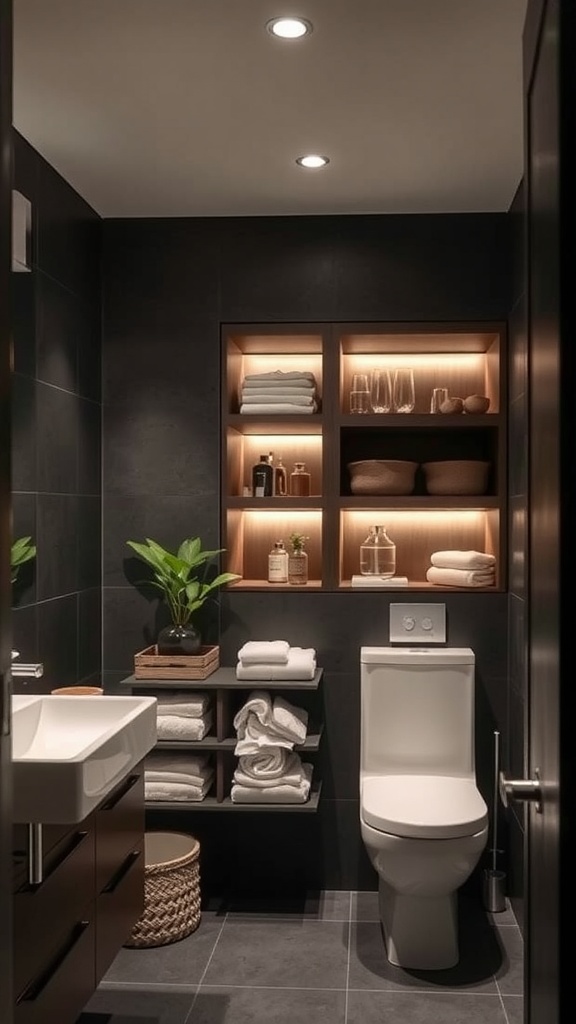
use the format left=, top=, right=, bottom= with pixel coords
left=252, top=454, right=274, bottom=497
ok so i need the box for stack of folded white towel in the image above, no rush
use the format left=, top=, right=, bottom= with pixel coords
left=155, top=690, right=213, bottom=740
left=144, top=751, right=214, bottom=802
left=239, top=369, right=319, bottom=415
left=236, top=639, right=317, bottom=680
left=426, top=550, right=496, bottom=588
left=231, top=689, right=313, bottom=804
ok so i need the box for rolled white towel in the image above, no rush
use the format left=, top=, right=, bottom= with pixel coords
left=426, top=566, right=495, bottom=588
left=234, top=752, right=305, bottom=789
left=235, top=713, right=296, bottom=754
left=236, top=747, right=299, bottom=781
left=238, top=640, right=290, bottom=665
left=233, top=690, right=274, bottom=735
left=231, top=763, right=313, bottom=804
left=156, top=710, right=213, bottom=740
left=155, top=691, right=211, bottom=718
left=272, top=694, right=308, bottom=743
left=235, top=647, right=316, bottom=681
left=240, top=403, right=317, bottom=415
left=430, top=550, right=497, bottom=570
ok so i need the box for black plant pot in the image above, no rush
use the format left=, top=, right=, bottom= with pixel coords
left=157, top=622, right=202, bottom=656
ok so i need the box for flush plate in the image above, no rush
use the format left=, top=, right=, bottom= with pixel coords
left=389, top=603, right=446, bottom=643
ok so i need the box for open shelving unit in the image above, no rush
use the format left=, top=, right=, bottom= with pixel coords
left=221, top=321, right=507, bottom=592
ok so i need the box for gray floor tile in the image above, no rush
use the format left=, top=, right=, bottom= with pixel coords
left=351, top=890, right=379, bottom=921
left=225, top=889, right=351, bottom=921
left=81, top=985, right=196, bottom=1024
left=202, top=919, right=349, bottom=989
left=347, top=990, right=509, bottom=1023
left=502, top=994, right=524, bottom=1023
left=101, top=917, right=225, bottom=985
left=493, top=926, right=524, bottom=996
left=188, top=986, right=347, bottom=1023
left=348, top=921, right=500, bottom=993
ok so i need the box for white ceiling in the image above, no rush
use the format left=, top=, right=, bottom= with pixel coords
left=13, top=0, right=527, bottom=219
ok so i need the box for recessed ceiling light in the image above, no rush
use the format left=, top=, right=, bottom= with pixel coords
left=296, top=155, right=330, bottom=169
left=267, top=17, right=312, bottom=39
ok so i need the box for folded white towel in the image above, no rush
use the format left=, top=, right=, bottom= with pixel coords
left=240, top=392, right=316, bottom=406
left=156, top=710, right=213, bottom=740
left=145, top=773, right=214, bottom=802
left=240, top=403, right=317, bottom=415
left=145, top=751, right=210, bottom=776
left=231, top=763, right=313, bottom=804
left=244, top=371, right=316, bottom=382
left=234, top=753, right=305, bottom=790
left=426, top=566, right=495, bottom=588
left=238, top=640, right=290, bottom=665
left=236, top=747, right=298, bottom=780
left=430, top=550, right=497, bottom=570
left=236, top=647, right=316, bottom=681
left=145, top=765, right=213, bottom=788
left=155, top=691, right=211, bottom=718
left=233, top=691, right=308, bottom=746
left=241, top=386, right=316, bottom=398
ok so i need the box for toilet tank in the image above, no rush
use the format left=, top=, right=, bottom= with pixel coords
left=360, top=647, right=476, bottom=778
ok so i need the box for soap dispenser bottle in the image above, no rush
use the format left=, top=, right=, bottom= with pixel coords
left=274, top=455, right=288, bottom=497
left=252, top=454, right=274, bottom=497
left=268, top=539, right=289, bottom=583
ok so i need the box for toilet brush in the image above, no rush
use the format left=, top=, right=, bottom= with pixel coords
left=482, top=730, right=507, bottom=913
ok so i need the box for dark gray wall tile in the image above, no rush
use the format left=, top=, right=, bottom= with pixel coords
left=36, top=383, right=78, bottom=493
left=78, top=587, right=102, bottom=682
left=11, top=374, right=36, bottom=491
left=77, top=398, right=101, bottom=496
left=36, top=493, right=78, bottom=600
left=37, top=593, right=79, bottom=692
left=36, top=272, right=78, bottom=391
left=36, top=158, right=100, bottom=300
left=77, top=495, right=101, bottom=589
left=11, top=271, right=37, bottom=377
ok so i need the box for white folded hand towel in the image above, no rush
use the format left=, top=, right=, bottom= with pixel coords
left=144, top=765, right=213, bottom=788
left=145, top=751, right=210, bottom=776
left=244, top=370, right=316, bottom=382
left=156, top=709, right=213, bottom=740
left=236, top=748, right=300, bottom=781
left=231, top=763, right=313, bottom=804
left=155, top=691, right=211, bottom=718
left=241, top=385, right=316, bottom=397
left=238, top=640, right=290, bottom=664
left=145, top=774, right=214, bottom=802
left=240, top=403, right=317, bottom=414
left=235, top=647, right=316, bottom=681
left=240, top=393, right=316, bottom=406
left=430, top=550, right=497, bottom=570
left=426, top=566, right=495, bottom=588
left=272, top=694, right=308, bottom=743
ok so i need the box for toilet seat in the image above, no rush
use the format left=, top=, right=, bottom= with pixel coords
left=361, top=774, right=488, bottom=839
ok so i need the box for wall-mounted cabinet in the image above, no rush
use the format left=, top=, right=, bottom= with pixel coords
left=221, top=322, right=507, bottom=592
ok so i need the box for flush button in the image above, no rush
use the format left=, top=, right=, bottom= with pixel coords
left=421, top=617, right=433, bottom=631
left=402, top=616, right=415, bottom=631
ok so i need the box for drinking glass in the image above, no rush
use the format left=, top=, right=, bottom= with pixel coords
left=369, top=369, right=392, bottom=413
left=430, top=386, right=449, bottom=413
left=393, top=368, right=415, bottom=413
left=350, top=373, right=370, bottom=413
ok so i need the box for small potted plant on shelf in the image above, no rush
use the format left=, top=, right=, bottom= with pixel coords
left=126, top=536, right=240, bottom=657
left=288, top=532, right=309, bottom=586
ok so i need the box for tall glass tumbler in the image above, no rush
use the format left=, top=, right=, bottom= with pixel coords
left=393, top=368, right=415, bottom=413
left=369, top=369, right=392, bottom=413
left=349, top=373, right=370, bottom=413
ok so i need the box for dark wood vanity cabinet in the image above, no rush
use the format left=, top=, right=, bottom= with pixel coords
left=12, top=762, right=145, bottom=1024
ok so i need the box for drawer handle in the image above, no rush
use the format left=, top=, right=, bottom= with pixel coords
left=16, top=920, right=90, bottom=1003
left=18, top=829, right=89, bottom=893
left=102, top=848, right=142, bottom=894
left=100, top=773, right=140, bottom=811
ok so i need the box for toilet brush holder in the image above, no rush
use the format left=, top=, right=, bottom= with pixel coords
left=482, top=868, right=507, bottom=914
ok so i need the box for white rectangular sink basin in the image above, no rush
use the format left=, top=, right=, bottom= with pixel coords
left=11, top=694, right=157, bottom=823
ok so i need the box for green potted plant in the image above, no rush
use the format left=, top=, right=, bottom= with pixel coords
left=11, top=536, right=36, bottom=584
left=126, top=536, right=240, bottom=654
left=288, top=532, right=309, bottom=586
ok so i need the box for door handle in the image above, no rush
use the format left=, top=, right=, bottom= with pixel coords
left=499, top=769, right=543, bottom=812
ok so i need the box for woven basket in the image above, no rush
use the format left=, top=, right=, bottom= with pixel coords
left=348, top=459, right=418, bottom=495
left=422, top=460, right=490, bottom=496
left=125, top=832, right=201, bottom=948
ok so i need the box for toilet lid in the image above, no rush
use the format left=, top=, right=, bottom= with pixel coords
left=361, top=775, right=488, bottom=839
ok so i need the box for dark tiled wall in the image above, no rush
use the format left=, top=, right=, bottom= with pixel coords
left=102, top=213, right=514, bottom=895
left=11, top=131, right=102, bottom=694
left=506, top=181, right=528, bottom=933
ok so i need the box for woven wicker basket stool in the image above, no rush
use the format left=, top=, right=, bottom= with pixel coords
left=125, top=832, right=201, bottom=948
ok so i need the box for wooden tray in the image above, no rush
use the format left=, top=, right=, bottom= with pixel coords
left=134, top=644, right=220, bottom=680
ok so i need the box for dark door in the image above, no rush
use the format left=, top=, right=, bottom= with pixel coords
left=0, top=0, right=13, bottom=1021
left=524, top=1, right=573, bottom=1021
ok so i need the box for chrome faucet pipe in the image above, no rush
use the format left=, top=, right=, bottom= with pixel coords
left=11, top=663, right=44, bottom=678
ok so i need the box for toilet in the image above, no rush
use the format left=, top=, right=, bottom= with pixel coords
left=359, top=646, right=488, bottom=970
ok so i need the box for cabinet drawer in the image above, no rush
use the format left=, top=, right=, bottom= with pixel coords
left=15, top=917, right=95, bottom=1024
left=96, top=844, right=144, bottom=980
left=13, top=826, right=95, bottom=996
left=95, top=767, right=144, bottom=892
